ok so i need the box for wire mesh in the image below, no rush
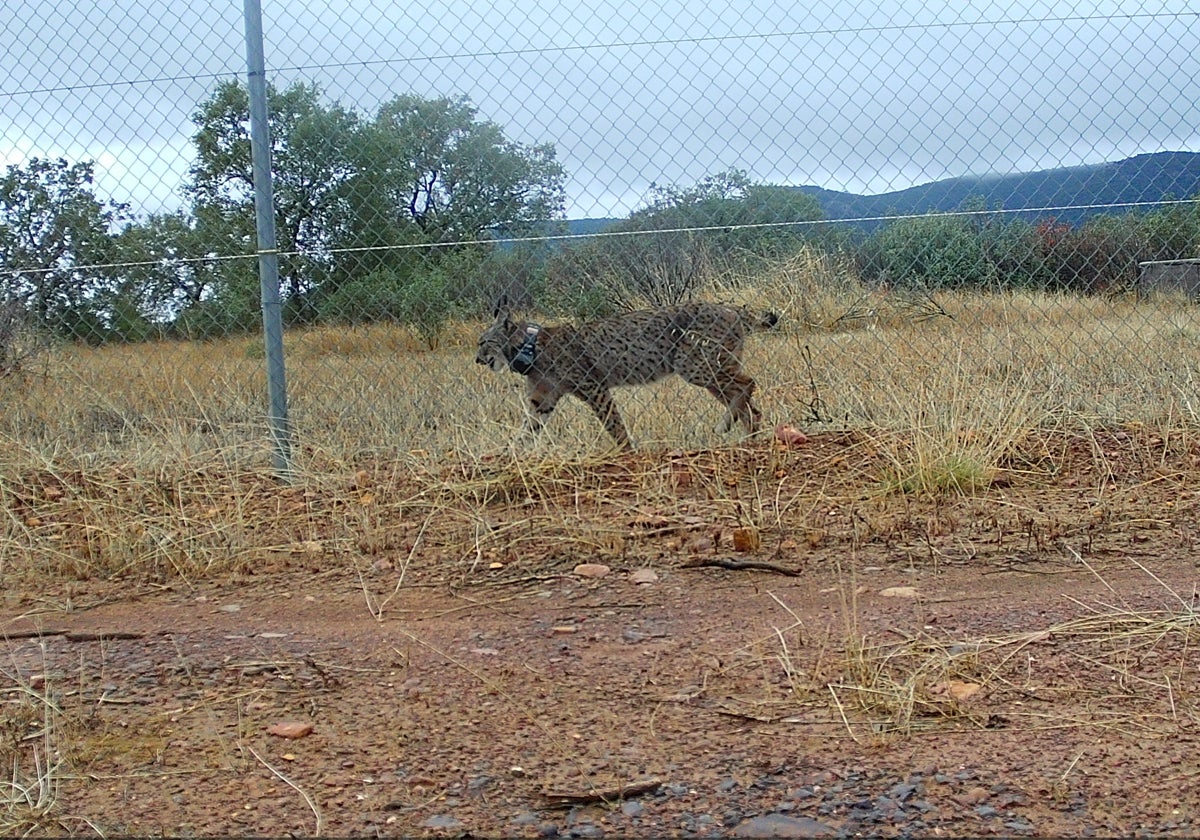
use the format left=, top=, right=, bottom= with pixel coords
left=2, top=0, right=1200, bottom=464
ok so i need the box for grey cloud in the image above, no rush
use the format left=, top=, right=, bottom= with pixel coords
left=2, top=0, right=1196, bottom=217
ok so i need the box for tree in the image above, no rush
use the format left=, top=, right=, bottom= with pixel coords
left=328, top=94, right=566, bottom=298
left=188, top=80, right=362, bottom=318
left=110, top=208, right=235, bottom=323
left=0, top=157, right=128, bottom=339
left=627, top=170, right=822, bottom=241
left=858, top=210, right=993, bottom=290
left=551, top=170, right=823, bottom=307
left=186, top=83, right=566, bottom=327
left=355, top=94, right=564, bottom=243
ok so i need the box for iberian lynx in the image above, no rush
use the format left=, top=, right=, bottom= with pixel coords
left=475, top=301, right=780, bottom=449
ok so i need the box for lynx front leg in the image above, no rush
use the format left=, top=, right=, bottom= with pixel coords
left=521, top=380, right=562, bottom=438
left=578, top=388, right=632, bottom=450
left=707, top=372, right=760, bottom=434
left=679, top=364, right=761, bottom=435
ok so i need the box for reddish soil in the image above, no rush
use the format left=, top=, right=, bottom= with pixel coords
left=2, top=427, right=1199, bottom=837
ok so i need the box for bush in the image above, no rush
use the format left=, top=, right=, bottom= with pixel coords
left=469, top=244, right=548, bottom=315
left=0, top=299, right=51, bottom=377
left=541, top=171, right=823, bottom=311
left=317, top=262, right=472, bottom=348
left=172, top=279, right=263, bottom=340
left=1046, top=219, right=1141, bottom=294
left=858, top=213, right=992, bottom=289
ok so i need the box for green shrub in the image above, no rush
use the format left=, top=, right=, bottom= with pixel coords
left=317, top=262, right=472, bottom=347
left=859, top=213, right=992, bottom=289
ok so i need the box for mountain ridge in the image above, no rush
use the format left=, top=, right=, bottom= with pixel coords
left=566, top=151, right=1200, bottom=234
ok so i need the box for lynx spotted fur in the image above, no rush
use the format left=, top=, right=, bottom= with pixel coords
left=475, top=301, right=780, bottom=448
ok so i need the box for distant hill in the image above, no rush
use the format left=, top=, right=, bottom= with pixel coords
left=562, top=217, right=620, bottom=238
left=566, top=151, right=1200, bottom=236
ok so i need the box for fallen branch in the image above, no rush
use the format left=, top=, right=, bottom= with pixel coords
left=2, top=629, right=151, bottom=641
left=2, top=628, right=69, bottom=640
left=680, top=557, right=800, bottom=577
left=541, top=777, right=663, bottom=807
left=64, top=631, right=148, bottom=642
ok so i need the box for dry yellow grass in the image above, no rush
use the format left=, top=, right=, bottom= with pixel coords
left=1, top=280, right=1199, bottom=468
left=4, top=269, right=1200, bottom=832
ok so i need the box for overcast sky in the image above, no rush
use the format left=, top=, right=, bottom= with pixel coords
left=2, top=0, right=1197, bottom=219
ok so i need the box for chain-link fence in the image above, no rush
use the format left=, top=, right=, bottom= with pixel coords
left=2, top=0, right=1199, bottom=467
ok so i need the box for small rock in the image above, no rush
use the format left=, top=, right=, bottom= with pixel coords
left=879, top=586, right=919, bottom=598
left=732, top=526, right=761, bottom=552
left=976, top=805, right=999, bottom=819
left=620, top=800, right=644, bottom=818
left=731, top=813, right=837, bottom=838
left=629, top=568, right=659, bottom=584
left=266, top=721, right=313, bottom=739
left=774, top=425, right=809, bottom=447
left=537, top=822, right=559, bottom=838
left=574, top=563, right=611, bottom=578
left=421, top=814, right=462, bottom=830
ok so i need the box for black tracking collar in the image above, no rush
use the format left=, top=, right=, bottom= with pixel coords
left=510, top=324, right=541, bottom=375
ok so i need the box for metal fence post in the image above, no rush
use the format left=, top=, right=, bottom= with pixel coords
left=243, top=0, right=293, bottom=478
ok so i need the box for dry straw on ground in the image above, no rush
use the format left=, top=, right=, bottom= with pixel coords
left=1, top=271, right=1199, bottom=593
left=2, top=268, right=1200, bottom=834
left=1, top=278, right=1198, bottom=463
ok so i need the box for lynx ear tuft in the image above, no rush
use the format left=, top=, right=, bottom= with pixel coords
left=492, top=293, right=510, bottom=319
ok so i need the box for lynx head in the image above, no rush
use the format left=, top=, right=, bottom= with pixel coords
left=475, top=297, right=517, bottom=373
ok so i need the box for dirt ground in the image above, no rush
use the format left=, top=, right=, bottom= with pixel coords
left=2, top=427, right=1199, bottom=837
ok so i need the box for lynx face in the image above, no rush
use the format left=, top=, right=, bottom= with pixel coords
left=475, top=313, right=514, bottom=373
left=476, top=301, right=780, bottom=449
